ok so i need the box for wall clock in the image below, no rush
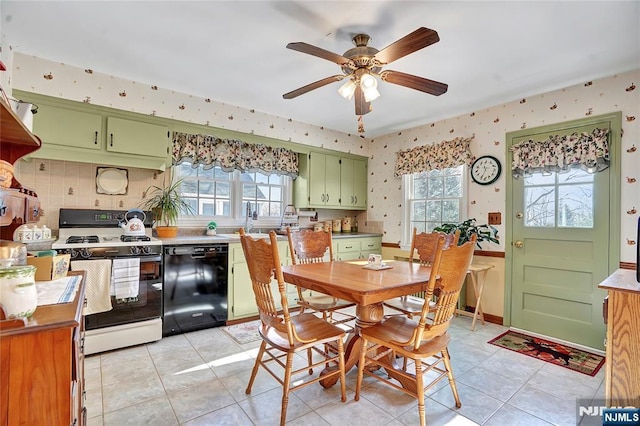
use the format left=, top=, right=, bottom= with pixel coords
left=470, top=155, right=502, bottom=185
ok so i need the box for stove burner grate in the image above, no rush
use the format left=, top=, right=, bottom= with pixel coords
left=121, top=235, right=151, bottom=242
left=66, top=235, right=100, bottom=244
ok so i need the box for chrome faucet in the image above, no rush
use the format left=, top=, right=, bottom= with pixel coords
left=245, top=202, right=253, bottom=232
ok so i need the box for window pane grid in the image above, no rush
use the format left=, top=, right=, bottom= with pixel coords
left=408, top=166, right=463, bottom=236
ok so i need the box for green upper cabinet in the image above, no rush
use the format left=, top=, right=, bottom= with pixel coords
left=33, top=103, right=102, bottom=150
left=16, top=90, right=171, bottom=170
left=340, top=157, right=367, bottom=209
left=106, top=117, right=168, bottom=158
left=308, top=152, right=341, bottom=207
left=294, top=151, right=368, bottom=211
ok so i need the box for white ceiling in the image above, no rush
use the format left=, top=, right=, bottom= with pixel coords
left=2, top=1, right=639, bottom=138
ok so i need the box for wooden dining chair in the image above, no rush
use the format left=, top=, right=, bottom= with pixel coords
left=240, top=229, right=347, bottom=426
left=286, top=227, right=356, bottom=331
left=355, top=234, right=476, bottom=426
left=383, top=228, right=460, bottom=318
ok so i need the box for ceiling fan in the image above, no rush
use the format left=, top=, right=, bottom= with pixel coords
left=283, top=27, right=448, bottom=117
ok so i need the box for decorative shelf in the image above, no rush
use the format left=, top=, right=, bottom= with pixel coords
left=0, top=98, right=41, bottom=164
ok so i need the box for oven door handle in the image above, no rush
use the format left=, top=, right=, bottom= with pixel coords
left=140, top=255, right=162, bottom=263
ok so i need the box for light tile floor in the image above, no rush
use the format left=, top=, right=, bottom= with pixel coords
left=84, top=312, right=605, bottom=425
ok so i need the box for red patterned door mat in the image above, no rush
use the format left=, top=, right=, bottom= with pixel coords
left=488, top=330, right=605, bottom=376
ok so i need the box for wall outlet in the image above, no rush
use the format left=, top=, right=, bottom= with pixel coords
left=488, top=212, right=501, bottom=225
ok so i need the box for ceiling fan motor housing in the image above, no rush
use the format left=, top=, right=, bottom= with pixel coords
left=341, top=33, right=382, bottom=74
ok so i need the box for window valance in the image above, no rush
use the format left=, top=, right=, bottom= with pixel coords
left=172, top=132, right=299, bottom=178
left=510, top=128, right=610, bottom=178
left=394, top=135, right=474, bottom=177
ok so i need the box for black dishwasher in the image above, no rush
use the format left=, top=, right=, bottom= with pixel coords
left=163, top=244, right=228, bottom=336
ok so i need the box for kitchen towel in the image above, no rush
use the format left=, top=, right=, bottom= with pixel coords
left=111, top=258, right=140, bottom=300
left=71, top=259, right=113, bottom=314
left=36, top=274, right=81, bottom=305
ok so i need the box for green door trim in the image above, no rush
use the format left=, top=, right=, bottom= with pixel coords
left=503, top=111, right=622, bottom=326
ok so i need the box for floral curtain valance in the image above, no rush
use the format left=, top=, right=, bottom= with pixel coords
left=172, top=132, right=299, bottom=178
left=510, top=128, right=610, bottom=178
left=394, top=135, right=474, bottom=177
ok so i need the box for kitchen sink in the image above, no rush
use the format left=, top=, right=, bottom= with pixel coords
left=215, top=233, right=269, bottom=240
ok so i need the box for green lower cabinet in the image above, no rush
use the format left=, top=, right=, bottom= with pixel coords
left=228, top=241, right=297, bottom=320
left=334, top=236, right=382, bottom=261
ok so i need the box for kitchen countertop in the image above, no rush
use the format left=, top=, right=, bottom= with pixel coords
left=157, top=232, right=382, bottom=245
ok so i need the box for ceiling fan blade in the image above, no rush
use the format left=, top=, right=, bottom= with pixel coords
left=354, top=85, right=372, bottom=116
left=373, top=27, right=440, bottom=65
left=286, top=42, right=352, bottom=66
left=379, top=70, right=448, bottom=96
left=283, top=75, right=345, bottom=99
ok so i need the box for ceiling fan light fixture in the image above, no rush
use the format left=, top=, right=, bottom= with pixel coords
left=360, top=73, right=377, bottom=89
left=338, top=78, right=357, bottom=100
left=360, top=73, right=380, bottom=102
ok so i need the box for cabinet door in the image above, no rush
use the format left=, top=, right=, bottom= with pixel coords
left=308, top=152, right=327, bottom=206
left=340, top=158, right=355, bottom=207
left=24, top=196, right=42, bottom=223
left=106, top=117, right=168, bottom=158
left=231, top=260, right=258, bottom=318
left=324, top=154, right=341, bottom=207
left=0, top=190, right=25, bottom=226
left=33, top=104, right=102, bottom=150
left=352, top=158, right=368, bottom=209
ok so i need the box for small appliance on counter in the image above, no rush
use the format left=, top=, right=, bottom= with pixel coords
left=278, top=204, right=299, bottom=233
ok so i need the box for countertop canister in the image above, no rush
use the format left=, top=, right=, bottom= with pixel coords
left=332, top=219, right=342, bottom=233
left=0, top=265, right=38, bottom=318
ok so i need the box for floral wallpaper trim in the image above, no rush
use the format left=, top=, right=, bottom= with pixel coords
left=394, top=135, right=475, bottom=177
left=172, top=132, right=299, bottom=177
left=510, top=128, right=610, bottom=177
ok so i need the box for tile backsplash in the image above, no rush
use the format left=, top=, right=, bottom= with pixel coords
left=14, top=158, right=158, bottom=232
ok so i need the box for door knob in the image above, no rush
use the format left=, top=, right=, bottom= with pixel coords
left=514, top=240, right=523, bottom=248
left=516, top=212, right=523, bottom=219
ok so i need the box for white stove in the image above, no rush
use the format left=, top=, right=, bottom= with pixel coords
left=52, top=209, right=162, bottom=259
left=54, top=208, right=163, bottom=355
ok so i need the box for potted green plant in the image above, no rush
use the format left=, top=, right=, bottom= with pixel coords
left=140, top=177, right=194, bottom=238
left=434, top=218, right=499, bottom=248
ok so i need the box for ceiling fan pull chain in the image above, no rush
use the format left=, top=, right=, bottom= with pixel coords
left=357, top=116, right=365, bottom=134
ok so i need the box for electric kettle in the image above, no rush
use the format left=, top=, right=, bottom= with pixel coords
left=120, top=209, right=147, bottom=236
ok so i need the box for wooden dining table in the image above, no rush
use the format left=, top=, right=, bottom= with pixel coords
left=281, top=259, right=436, bottom=388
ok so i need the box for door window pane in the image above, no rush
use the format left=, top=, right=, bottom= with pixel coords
left=524, top=170, right=594, bottom=228
left=525, top=186, right=556, bottom=227
left=558, top=184, right=593, bottom=227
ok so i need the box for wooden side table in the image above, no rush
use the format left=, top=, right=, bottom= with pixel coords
left=456, top=262, right=494, bottom=330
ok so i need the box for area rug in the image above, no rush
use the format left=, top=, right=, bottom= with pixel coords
left=488, top=330, right=605, bottom=377
left=222, top=320, right=261, bottom=345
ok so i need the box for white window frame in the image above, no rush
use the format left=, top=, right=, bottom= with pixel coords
left=175, top=164, right=292, bottom=229
left=401, top=165, right=467, bottom=249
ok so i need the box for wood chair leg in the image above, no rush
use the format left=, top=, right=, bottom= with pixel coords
left=337, top=338, right=347, bottom=402
left=442, top=348, right=461, bottom=408
left=307, top=348, right=313, bottom=375
left=246, top=341, right=266, bottom=394
left=415, top=358, right=426, bottom=426
left=354, top=337, right=369, bottom=401
left=280, top=352, right=295, bottom=426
